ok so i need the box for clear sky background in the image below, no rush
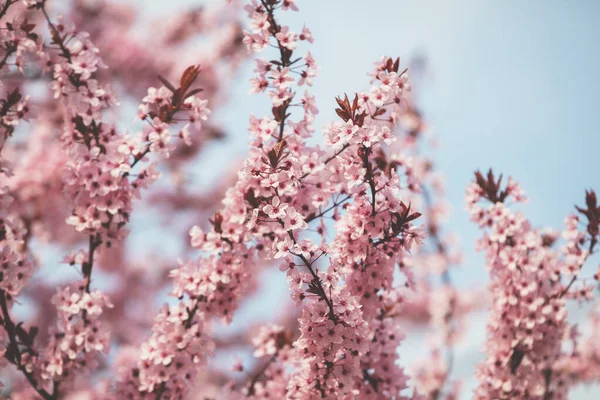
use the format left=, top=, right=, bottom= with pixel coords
left=127, top=1, right=600, bottom=398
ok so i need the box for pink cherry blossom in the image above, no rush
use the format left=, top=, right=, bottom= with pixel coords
left=0, top=1, right=597, bottom=400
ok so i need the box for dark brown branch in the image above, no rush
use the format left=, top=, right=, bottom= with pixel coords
left=0, top=43, right=16, bottom=71
left=246, top=353, right=278, bottom=396
left=83, top=234, right=100, bottom=293
left=0, top=290, right=57, bottom=400
left=285, top=229, right=337, bottom=322
left=559, top=233, right=597, bottom=298
left=305, top=195, right=351, bottom=223
left=361, top=146, right=377, bottom=216
left=0, top=0, right=16, bottom=22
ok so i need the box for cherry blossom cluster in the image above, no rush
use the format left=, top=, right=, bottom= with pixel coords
left=0, top=11, right=42, bottom=149
left=40, top=284, right=113, bottom=382
left=65, top=0, right=246, bottom=352
left=0, top=85, right=29, bottom=151
left=112, top=1, right=319, bottom=395
left=238, top=4, right=427, bottom=399
left=136, top=70, right=211, bottom=158
left=0, top=183, right=33, bottom=298
left=0, top=9, right=41, bottom=73
left=114, top=215, right=251, bottom=396
left=119, top=301, right=215, bottom=396
left=1, top=2, right=241, bottom=396
left=113, top=1, right=426, bottom=398
left=466, top=171, right=599, bottom=400
left=0, top=0, right=212, bottom=397
left=48, top=17, right=211, bottom=399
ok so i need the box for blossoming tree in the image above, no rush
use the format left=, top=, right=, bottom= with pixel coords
left=0, top=0, right=598, bottom=399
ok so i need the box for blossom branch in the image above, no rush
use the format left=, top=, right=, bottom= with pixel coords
left=246, top=353, right=278, bottom=396
left=0, top=290, right=57, bottom=400
left=0, top=0, right=17, bottom=23
left=559, top=190, right=599, bottom=298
